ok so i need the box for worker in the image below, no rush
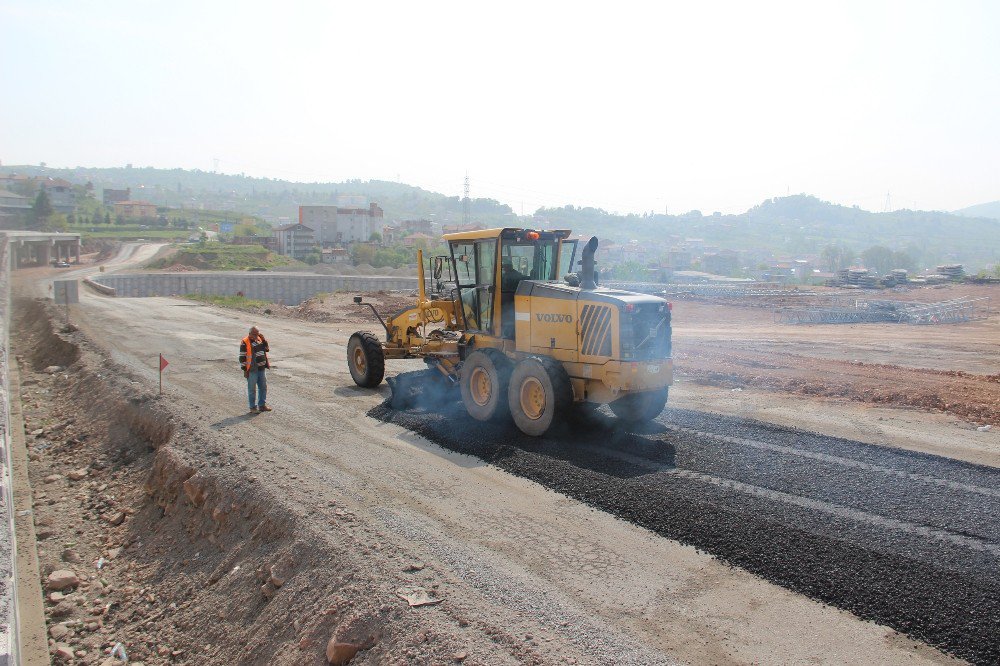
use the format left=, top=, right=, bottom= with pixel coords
left=501, top=258, right=529, bottom=292
left=239, top=325, right=271, bottom=413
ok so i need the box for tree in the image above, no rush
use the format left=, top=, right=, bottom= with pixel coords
left=104, top=211, right=111, bottom=225
left=351, top=244, right=375, bottom=265
left=31, top=190, right=53, bottom=229
left=861, top=245, right=894, bottom=275
left=369, top=232, right=382, bottom=243
left=820, top=243, right=855, bottom=272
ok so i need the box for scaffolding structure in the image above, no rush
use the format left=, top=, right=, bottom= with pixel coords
left=775, top=297, right=991, bottom=325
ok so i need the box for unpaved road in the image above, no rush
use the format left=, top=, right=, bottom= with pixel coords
left=15, top=251, right=998, bottom=664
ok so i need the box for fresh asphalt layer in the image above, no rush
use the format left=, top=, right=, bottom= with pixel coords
left=370, top=388, right=1000, bottom=665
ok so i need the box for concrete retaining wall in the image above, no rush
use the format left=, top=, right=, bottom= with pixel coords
left=91, top=272, right=419, bottom=305
left=0, top=235, right=17, bottom=662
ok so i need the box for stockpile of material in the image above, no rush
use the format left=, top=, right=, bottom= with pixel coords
left=836, top=268, right=879, bottom=288
left=936, top=264, right=965, bottom=281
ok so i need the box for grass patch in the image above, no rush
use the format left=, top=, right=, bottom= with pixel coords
left=181, top=293, right=272, bottom=309
left=147, top=244, right=302, bottom=270
left=70, top=225, right=192, bottom=240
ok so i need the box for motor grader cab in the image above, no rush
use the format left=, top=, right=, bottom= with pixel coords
left=347, top=227, right=673, bottom=436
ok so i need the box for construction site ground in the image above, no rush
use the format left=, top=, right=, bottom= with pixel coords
left=11, top=249, right=998, bottom=665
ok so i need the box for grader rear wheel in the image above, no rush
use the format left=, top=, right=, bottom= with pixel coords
left=508, top=357, right=572, bottom=437
left=460, top=349, right=512, bottom=422
left=347, top=331, right=385, bottom=388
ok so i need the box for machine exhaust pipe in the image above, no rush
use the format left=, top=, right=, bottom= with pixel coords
left=580, top=236, right=599, bottom=290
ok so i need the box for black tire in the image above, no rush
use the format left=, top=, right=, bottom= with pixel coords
left=508, top=357, right=572, bottom=437
left=460, top=349, right=512, bottom=422
left=347, top=331, right=385, bottom=388
left=609, top=388, right=668, bottom=424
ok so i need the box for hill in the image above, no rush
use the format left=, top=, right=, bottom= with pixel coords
left=5, top=166, right=998, bottom=270
left=955, top=200, right=1000, bottom=221
left=535, top=195, right=1000, bottom=270
left=2, top=165, right=516, bottom=226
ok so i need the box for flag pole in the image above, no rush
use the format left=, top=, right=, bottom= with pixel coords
left=159, top=353, right=163, bottom=395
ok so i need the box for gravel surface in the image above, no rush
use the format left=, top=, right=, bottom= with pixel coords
left=371, top=393, right=1000, bottom=665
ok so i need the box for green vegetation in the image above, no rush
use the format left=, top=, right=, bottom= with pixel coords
left=537, top=195, right=1000, bottom=271
left=147, top=243, right=301, bottom=271
left=3, top=165, right=516, bottom=227
left=181, top=293, right=271, bottom=309
left=6, top=166, right=997, bottom=270
left=70, top=224, right=192, bottom=240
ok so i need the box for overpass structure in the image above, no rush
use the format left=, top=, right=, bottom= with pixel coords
left=1, top=231, right=81, bottom=268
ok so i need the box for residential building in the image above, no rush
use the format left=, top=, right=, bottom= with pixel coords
left=274, top=223, right=315, bottom=260
left=232, top=235, right=278, bottom=251
left=0, top=188, right=31, bottom=228
left=0, top=189, right=31, bottom=212
left=103, top=188, right=131, bottom=206
left=0, top=176, right=77, bottom=212
left=442, top=222, right=485, bottom=235
left=701, top=250, right=740, bottom=276
left=321, top=247, right=351, bottom=264
left=298, top=203, right=385, bottom=246
left=666, top=249, right=692, bottom=270
left=381, top=225, right=401, bottom=245
left=113, top=200, right=158, bottom=219
left=39, top=178, right=75, bottom=212
left=403, top=232, right=434, bottom=247
left=400, top=219, right=434, bottom=235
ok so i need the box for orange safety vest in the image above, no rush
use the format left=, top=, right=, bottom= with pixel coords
left=242, top=335, right=268, bottom=371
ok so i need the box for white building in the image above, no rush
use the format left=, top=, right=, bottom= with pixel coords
left=298, top=203, right=385, bottom=247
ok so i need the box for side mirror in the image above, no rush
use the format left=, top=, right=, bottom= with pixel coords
left=353, top=296, right=363, bottom=304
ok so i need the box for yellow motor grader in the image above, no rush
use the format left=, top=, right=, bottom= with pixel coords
left=347, top=227, right=673, bottom=436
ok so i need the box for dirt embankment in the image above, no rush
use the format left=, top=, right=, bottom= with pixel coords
left=14, top=298, right=485, bottom=665
left=678, top=343, right=1000, bottom=426
left=190, top=291, right=420, bottom=326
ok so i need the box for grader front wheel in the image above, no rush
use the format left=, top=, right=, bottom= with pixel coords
left=460, top=349, right=512, bottom=422
left=347, top=332, right=385, bottom=388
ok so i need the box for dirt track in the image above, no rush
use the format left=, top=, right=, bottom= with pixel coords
left=12, top=250, right=999, bottom=664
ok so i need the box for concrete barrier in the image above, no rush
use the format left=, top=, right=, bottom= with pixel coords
left=0, top=235, right=17, bottom=661
left=90, top=272, right=419, bottom=305
left=82, top=277, right=116, bottom=296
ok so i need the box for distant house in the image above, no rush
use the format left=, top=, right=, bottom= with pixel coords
left=701, top=250, right=739, bottom=276
left=403, top=232, right=434, bottom=247
left=667, top=249, right=692, bottom=270
left=298, top=203, right=385, bottom=246
left=113, top=200, right=157, bottom=219
left=232, top=235, right=277, bottom=251
left=274, top=223, right=315, bottom=260
left=103, top=188, right=131, bottom=206
left=0, top=189, right=31, bottom=212
left=321, top=247, right=350, bottom=264
left=0, top=176, right=77, bottom=213
left=400, top=219, right=434, bottom=235
left=442, top=223, right=485, bottom=235
left=0, top=188, right=32, bottom=228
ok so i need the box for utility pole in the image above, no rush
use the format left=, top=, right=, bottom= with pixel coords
left=462, top=172, right=471, bottom=226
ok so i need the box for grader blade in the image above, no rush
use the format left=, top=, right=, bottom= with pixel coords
left=387, top=369, right=457, bottom=411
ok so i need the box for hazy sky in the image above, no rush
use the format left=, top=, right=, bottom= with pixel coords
left=2, top=1, right=998, bottom=215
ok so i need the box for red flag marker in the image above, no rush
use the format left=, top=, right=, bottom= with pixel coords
left=159, top=354, right=168, bottom=395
